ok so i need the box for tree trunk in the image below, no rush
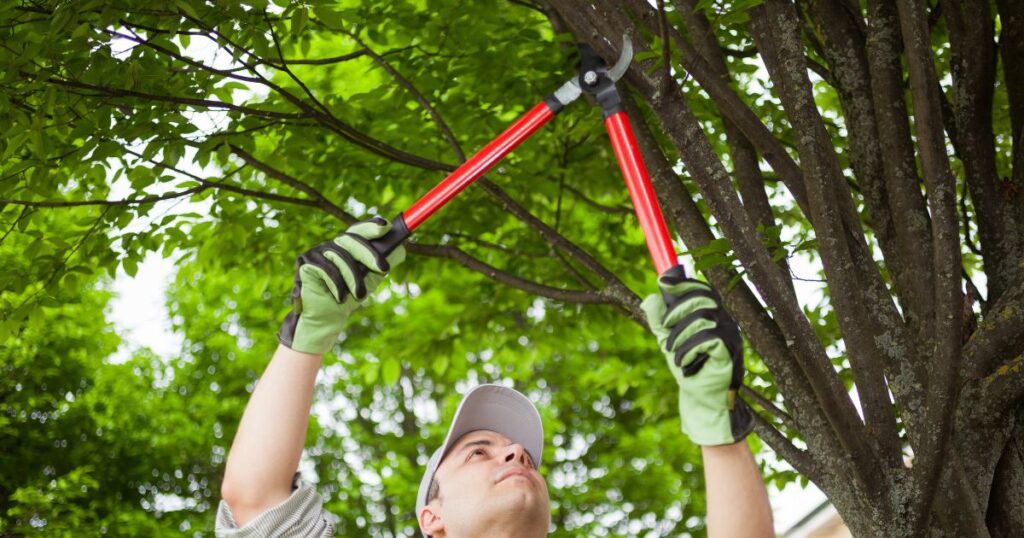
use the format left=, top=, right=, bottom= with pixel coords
left=541, top=0, right=1024, bottom=534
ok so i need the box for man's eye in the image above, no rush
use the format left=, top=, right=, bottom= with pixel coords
left=470, top=448, right=486, bottom=458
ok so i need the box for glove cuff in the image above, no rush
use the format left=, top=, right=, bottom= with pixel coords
left=678, top=391, right=754, bottom=446
left=277, top=309, right=343, bottom=355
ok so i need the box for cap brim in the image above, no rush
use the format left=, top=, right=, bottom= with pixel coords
left=415, top=384, right=543, bottom=531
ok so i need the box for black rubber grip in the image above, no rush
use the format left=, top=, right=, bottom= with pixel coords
left=659, top=264, right=688, bottom=305
left=368, top=213, right=411, bottom=258
left=544, top=94, right=565, bottom=114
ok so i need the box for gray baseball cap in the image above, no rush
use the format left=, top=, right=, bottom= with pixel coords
left=414, top=384, right=544, bottom=534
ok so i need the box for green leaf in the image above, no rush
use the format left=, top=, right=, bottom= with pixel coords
left=314, top=6, right=344, bottom=29
left=291, top=8, right=308, bottom=36
left=361, top=361, right=379, bottom=385
left=381, top=358, right=400, bottom=385
left=634, top=50, right=661, bottom=62
left=173, top=0, right=201, bottom=20
left=122, top=256, right=139, bottom=277
left=432, top=355, right=449, bottom=376
left=71, top=22, right=91, bottom=39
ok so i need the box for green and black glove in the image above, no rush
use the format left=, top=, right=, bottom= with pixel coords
left=278, top=217, right=406, bottom=355
left=641, top=267, right=753, bottom=446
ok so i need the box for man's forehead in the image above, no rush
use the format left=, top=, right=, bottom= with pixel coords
left=449, top=429, right=511, bottom=452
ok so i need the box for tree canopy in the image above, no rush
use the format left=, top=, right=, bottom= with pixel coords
left=2, top=0, right=1023, bottom=536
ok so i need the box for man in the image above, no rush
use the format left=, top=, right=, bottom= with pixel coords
left=217, top=218, right=774, bottom=537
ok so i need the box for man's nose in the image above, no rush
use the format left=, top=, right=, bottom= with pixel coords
left=504, top=443, right=531, bottom=467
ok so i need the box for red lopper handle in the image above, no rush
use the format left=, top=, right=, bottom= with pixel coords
left=402, top=102, right=557, bottom=231
left=604, top=111, right=678, bottom=275
left=367, top=101, right=559, bottom=259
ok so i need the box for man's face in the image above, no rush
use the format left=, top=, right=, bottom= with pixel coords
left=419, top=429, right=551, bottom=537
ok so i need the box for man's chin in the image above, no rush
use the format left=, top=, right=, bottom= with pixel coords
left=492, top=484, right=550, bottom=516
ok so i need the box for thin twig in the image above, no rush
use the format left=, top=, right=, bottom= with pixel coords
left=440, top=231, right=548, bottom=258
left=225, top=144, right=353, bottom=223
left=656, top=0, right=672, bottom=87
left=176, top=13, right=452, bottom=171
left=344, top=29, right=465, bottom=160
left=263, top=11, right=335, bottom=119
left=11, top=206, right=112, bottom=314
left=0, top=206, right=32, bottom=245
left=43, top=74, right=305, bottom=120
left=0, top=186, right=208, bottom=208
left=745, top=398, right=819, bottom=480
left=741, top=385, right=799, bottom=433
left=960, top=179, right=982, bottom=256
left=406, top=242, right=613, bottom=305
left=552, top=248, right=598, bottom=290
left=263, top=45, right=416, bottom=67
left=562, top=184, right=632, bottom=214
left=120, top=147, right=339, bottom=218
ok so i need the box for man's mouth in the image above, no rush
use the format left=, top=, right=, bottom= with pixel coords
left=496, top=468, right=530, bottom=483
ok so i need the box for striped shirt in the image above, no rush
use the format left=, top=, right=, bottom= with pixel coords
left=215, top=476, right=336, bottom=537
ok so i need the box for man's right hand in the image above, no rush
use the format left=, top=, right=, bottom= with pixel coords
left=641, top=268, right=753, bottom=446
left=277, top=217, right=406, bottom=355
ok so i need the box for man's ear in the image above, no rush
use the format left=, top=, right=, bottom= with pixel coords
left=418, top=504, right=444, bottom=536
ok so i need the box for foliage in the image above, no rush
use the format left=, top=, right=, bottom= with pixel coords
left=2, top=0, right=1023, bottom=536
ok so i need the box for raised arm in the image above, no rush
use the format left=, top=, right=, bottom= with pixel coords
left=220, top=218, right=405, bottom=527
left=702, top=442, right=774, bottom=537
left=220, top=346, right=323, bottom=525
left=642, top=269, right=773, bottom=538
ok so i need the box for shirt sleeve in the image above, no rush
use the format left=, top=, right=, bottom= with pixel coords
left=215, top=475, right=336, bottom=537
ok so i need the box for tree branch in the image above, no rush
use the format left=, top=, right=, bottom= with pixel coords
left=342, top=28, right=465, bottom=161
left=895, top=0, right=967, bottom=529
left=225, top=144, right=353, bottom=224
left=42, top=74, right=305, bottom=120
left=964, top=273, right=1024, bottom=379
left=942, top=0, right=1023, bottom=306
left=107, top=25, right=262, bottom=84
left=260, top=45, right=416, bottom=67
left=862, top=0, right=937, bottom=350
left=561, top=184, right=632, bottom=214
left=119, top=148, right=337, bottom=217
left=749, top=3, right=912, bottom=484
left=745, top=401, right=819, bottom=482
left=475, top=177, right=643, bottom=321
left=0, top=206, right=31, bottom=246
left=674, top=0, right=795, bottom=291
left=146, top=14, right=453, bottom=172
left=405, top=242, right=618, bottom=306
left=741, top=385, right=799, bottom=434
left=262, top=11, right=336, bottom=121
left=977, top=354, right=1024, bottom=419
left=550, top=0, right=887, bottom=497
left=621, top=0, right=813, bottom=220
left=798, top=0, right=918, bottom=468
left=0, top=185, right=208, bottom=208
left=551, top=248, right=599, bottom=290
left=433, top=231, right=549, bottom=258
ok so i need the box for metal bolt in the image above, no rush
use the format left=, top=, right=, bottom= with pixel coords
left=583, top=71, right=598, bottom=86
